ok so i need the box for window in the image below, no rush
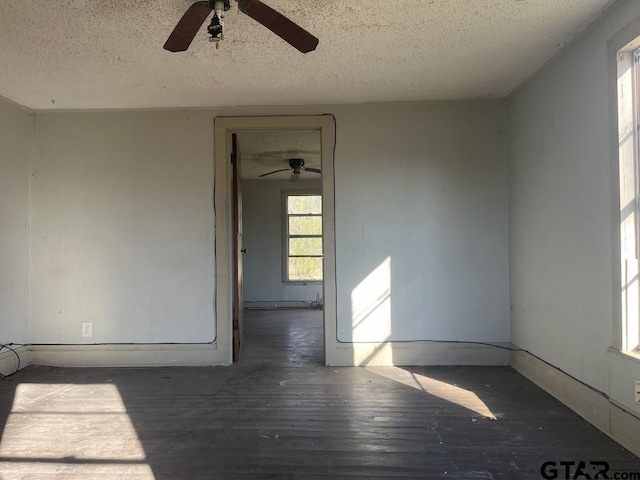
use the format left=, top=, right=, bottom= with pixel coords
left=284, top=193, right=323, bottom=282
left=616, top=38, right=640, bottom=353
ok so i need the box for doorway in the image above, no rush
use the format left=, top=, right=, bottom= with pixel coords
left=213, top=115, right=336, bottom=366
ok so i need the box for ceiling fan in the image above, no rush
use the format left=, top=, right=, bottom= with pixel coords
left=259, top=158, right=321, bottom=181
left=164, top=0, right=319, bottom=53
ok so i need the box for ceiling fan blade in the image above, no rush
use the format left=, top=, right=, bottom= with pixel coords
left=304, top=167, right=322, bottom=174
left=164, top=1, right=213, bottom=52
left=237, top=0, right=319, bottom=53
left=259, top=168, right=291, bottom=177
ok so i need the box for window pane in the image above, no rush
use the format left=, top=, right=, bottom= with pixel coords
left=288, top=195, right=321, bottom=215
left=289, top=257, right=323, bottom=281
left=290, top=237, right=323, bottom=256
left=289, top=216, right=322, bottom=235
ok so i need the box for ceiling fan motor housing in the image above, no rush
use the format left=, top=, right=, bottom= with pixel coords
left=209, top=0, right=231, bottom=11
left=289, top=158, right=304, bottom=169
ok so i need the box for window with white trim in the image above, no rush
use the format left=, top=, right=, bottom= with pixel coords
left=283, top=193, right=323, bottom=282
left=616, top=41, right=640, bottom=353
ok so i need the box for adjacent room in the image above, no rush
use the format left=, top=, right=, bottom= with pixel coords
left=1, top=0, right=640, bottom=477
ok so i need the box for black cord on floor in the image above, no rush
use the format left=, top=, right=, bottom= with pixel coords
left=0, top=335, right=609, bottom=401
left=417, top=339, right=609, bottom=400
left=0, top=343, right=21, bottom=379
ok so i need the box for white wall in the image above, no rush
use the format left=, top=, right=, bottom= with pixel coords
left=31, top=110, right=216, bottom=344
left=334, top=102, right=510, bottom=344
left=28, top=101, right=509, bottom=364
left=509, top=0, right=640, bottom=416
left=242, top=178, right=323, bottom=304
left=0, top=96, right=31, bottom=345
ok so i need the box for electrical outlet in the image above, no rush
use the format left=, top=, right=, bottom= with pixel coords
left=636, top=380, right=640, bottom=405
left=81, top=322, right=92, bottom=338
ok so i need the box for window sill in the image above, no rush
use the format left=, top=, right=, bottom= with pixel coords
left=608, top=346, right=640, bottom=365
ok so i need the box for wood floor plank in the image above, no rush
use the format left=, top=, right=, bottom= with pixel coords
left=0, top=308, right=639, bottom=479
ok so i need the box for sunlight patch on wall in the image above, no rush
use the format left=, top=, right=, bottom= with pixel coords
left=0, top=383, right=154, bottom=478
left=623, top=261, right=640, bottom=352
left=370, top=366, right=497, bottom=420
left=351, top=257, right=391, bottom=343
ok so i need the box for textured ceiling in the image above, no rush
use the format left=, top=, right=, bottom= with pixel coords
left=237, top=130, right=321, bottom=180
left=0, top=0, right=614, bottom=110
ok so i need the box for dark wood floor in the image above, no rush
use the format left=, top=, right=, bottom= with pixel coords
left=240, top=308, right=324, bottom=366
left=1, top=309, right=639, bottom=479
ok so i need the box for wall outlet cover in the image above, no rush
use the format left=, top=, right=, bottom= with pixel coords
left=81, top=322, right=92, bottom=338
left=635, top=380, right=640, bottom=405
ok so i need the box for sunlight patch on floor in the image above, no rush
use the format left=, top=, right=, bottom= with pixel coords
left=0, top=383, right=154, bottom=479
left=369, top=366, right=498, bottom=420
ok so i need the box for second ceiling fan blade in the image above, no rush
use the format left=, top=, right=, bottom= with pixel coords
left=164, top=1, right=213, bottom=52
left=259, top=168, right=291, bottom=177
left=238, top=0, right=319, bottom=53
left=304, top=167, right=321, bottom=174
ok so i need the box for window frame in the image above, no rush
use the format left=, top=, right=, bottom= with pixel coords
left=282, top=190, right=323, bottom=283
left=614, top=35, right=640, bottom=355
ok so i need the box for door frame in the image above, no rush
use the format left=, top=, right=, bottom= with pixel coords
left=213, top=115, right=337, bottom=365
left=231, top=133, right=243, bottom=362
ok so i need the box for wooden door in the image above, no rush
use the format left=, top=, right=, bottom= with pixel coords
left=232, top=134, right=244, bottom=362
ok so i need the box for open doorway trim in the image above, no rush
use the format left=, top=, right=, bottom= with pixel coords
left=214, top=115, right=337, bottom=365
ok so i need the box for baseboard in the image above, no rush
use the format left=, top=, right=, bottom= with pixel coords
left=244, top=301, right=310, bottom=309
left=510, top=350, right=640, bottom=458
left=326, top=341, right=510, bottom=366
left=30, top=343, right=226, bottom=367
left=0, top=345, right=30, bottom=375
